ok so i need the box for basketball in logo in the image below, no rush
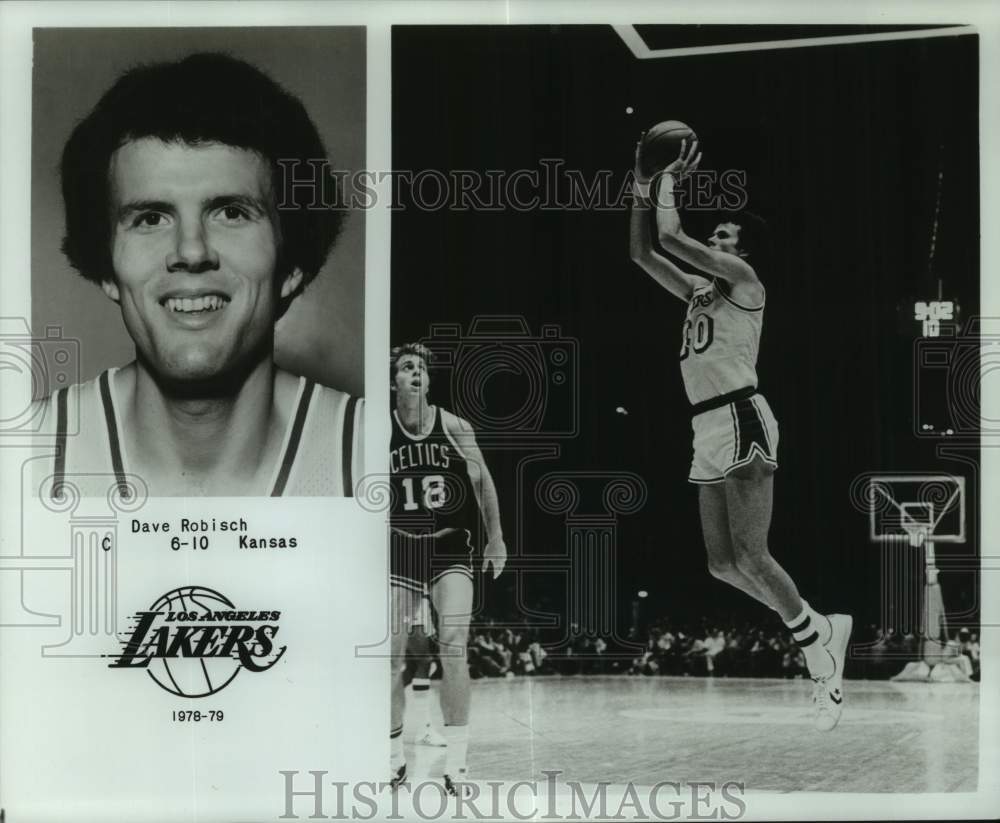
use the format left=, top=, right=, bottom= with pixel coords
left=146, top=586, right=242, bottom=698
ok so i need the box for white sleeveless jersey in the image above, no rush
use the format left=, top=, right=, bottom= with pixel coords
left=30, top=369, right=364, bottom=499
left=679, top=278, right=763, bottom=405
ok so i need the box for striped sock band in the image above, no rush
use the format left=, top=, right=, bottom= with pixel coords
left=786, top=601, right=836, bottom=679
left=786, top=602, right=820, bottom=647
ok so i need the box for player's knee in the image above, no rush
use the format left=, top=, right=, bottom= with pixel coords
left=708, top=558, right=738, bottom=583
left=436, top=624, right=470, bottom=652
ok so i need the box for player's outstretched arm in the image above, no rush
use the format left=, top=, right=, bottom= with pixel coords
left=629, top=145, right=708, bottom=301
left=654, top=141, right=760, bottom=290
left=442, top=410, right=507, bottom=579
left=630, top=190, right=709, bottom=301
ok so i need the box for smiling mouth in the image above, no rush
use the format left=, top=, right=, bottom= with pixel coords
left=162, top=295, right=230, bottom=314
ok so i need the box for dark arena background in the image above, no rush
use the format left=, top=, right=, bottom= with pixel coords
left=390, top=25, right=981, bottom=792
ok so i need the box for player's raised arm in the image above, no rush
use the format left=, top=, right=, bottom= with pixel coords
left=442, top=410, right=506, bottom=579
left=629, top=142, right=708, bottom=302
left=654, top=141, right=759, bottom=290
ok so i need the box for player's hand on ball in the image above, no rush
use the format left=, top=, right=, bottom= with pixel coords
left=663, top=138, right=702, bottom=180
left=482, top=537, right=507, bottom=579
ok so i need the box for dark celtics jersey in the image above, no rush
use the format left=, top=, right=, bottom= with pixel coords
left=389, top=406, right=480, bottom=536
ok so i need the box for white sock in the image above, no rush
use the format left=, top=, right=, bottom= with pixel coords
left=785, top=600, right=833, bottom=679
left=443, top=724, right=469, bottom=775
left=410, top=678, right=432, bottom=730
left=390, top=727, right=404, bottom=770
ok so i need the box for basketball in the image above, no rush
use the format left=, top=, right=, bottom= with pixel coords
left=638, top=120, right=698, bottom=180
left=146, top=586, right=242, bottom=698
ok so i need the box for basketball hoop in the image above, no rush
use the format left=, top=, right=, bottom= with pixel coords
left=903, top=524, right=928, bottom=548
left=861, top=474, right=968, bottom=676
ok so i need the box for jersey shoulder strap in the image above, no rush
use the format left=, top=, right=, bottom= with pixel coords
left=270, top=380, right=363, bottom=497
left=714, top=276, right=765, bottom=312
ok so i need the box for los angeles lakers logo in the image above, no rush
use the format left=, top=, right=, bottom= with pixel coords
left=109, top=586, right=286, bottom=698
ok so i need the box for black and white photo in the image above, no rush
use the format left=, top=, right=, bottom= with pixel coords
left=389, top=21, right=983, bottom=799
left=0, top=4, right=996, bottom=822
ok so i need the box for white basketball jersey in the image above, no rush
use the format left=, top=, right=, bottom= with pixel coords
left=31, top=369, right=363, bottom=498
left=679, top=278, right=763, bottom=405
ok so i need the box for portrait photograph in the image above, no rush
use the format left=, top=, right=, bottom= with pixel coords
left=29, top=27, right=365, bottom=497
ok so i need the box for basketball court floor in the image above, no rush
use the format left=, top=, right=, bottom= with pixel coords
left=404, top=676, right=979, bottom=793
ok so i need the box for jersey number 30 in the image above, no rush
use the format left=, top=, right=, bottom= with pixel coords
left=401, top=475, right=447, bottom=511
left=679, top=313, right=714, bottom=360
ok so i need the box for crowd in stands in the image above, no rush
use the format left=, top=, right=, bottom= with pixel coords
left=458, top=614, right=981, bottom=682
left=627, top=617, right=808, bottom=679
left=467, top=622, right=551, bottom=678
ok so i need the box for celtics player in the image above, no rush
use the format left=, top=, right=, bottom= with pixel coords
left=388, top=343, right=506, bottom=792
left=629, top=138, right=852, bottom=731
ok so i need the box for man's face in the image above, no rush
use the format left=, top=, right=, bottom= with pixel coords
left=105, top=138, right=300, bottom=383
left=707, top=222, right=744, bottom=258
left=392, top=354, right=429, bottom=400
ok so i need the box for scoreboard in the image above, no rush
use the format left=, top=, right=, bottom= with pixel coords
left=914, top=300, right=956, bottom=337
left=898, top=296, right=962, bottom=338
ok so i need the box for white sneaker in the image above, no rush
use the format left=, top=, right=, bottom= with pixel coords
left=813, top=613, right=852, bottom=731
left=444, top=768, right=470, bottom=797
left=415, top=725, right=447, bottom=747
left=388, top=762, right=407, bottom=790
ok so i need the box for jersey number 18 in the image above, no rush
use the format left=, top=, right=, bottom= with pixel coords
left=401, top=475, right=447, bottom=511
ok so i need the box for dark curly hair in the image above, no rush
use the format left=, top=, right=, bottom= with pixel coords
left=60, top=52, right=345, bottom=290
left=719, top=210, right=771, bottom=271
